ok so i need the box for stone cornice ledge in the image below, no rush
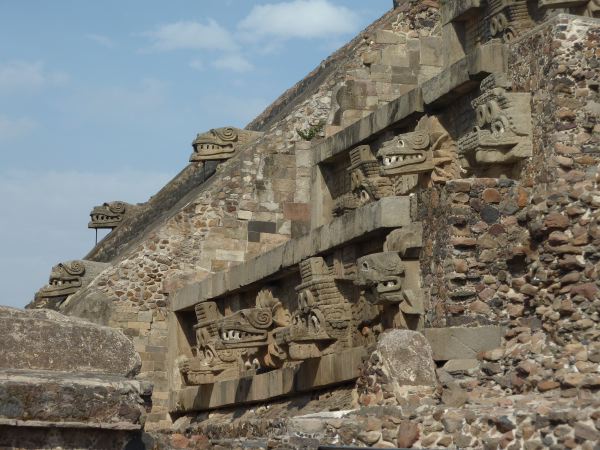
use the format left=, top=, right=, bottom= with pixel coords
left=314, top=42, right=507, bottom=165
left=172, top=196, right=415, bottom=311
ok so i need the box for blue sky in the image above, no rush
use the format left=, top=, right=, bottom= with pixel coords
left=0, top=0, right=391, bottom=308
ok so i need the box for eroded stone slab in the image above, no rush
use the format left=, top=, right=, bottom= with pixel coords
left=0, top=307, right=140, bottom=377
left=0, top=370, right=145, bottom=429
left=423, top=326, right=504, bottom=361
left=173, top=347, right=366, bottom=412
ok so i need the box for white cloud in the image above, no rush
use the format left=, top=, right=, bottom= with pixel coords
left=0, top=169, right=173, bottom=308
left=0, top=61, right=68, bottom=95
left=238, top=0, right=360, bottom=40
left=0, top=115, right=37, bottom=141
left=144, top=20, right=237, bottom=52
left=212, top=54, right=254, bottom=73
left=86, top=33, right=116, bottom=48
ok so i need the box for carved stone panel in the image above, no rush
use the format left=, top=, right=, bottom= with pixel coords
left=180, top=288, right=290, bottom=385
left=189, top=127, right=263, bottom=162
left=88, top=201, right=139, bottom=230
left=443, top=0, right=545, bottom=52
left=333, top=117, right=458, bottom=215
left=458, top=73, right=532, bottom=174
left=283, top=257, right=354, bottom=360
left=179, top=225, right=426, bottom=396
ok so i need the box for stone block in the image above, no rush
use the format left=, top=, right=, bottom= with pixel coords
left=423, top=326, right=504, bottom=361
left=381, top=46, right=410, bottom=67
left=370, top=64, right=393, bottom=83
left=420, top=37, right=444, bottom=67
left=0, top=307, right=140, bottom=377
left=237, top=210, right=252, bottom=220
left=283, top=202, right=310, bottom=221
left=376, top=330, right=437, bottom=387
left=362, top=50, right=379, bottom=66
left=442, top=359, right=480, bottom=375
left=374, top=30, right=406, bottom=44
left=215, top=249, right=245, bottom=262
left=391, top=67, right=418, bottom=85
left=248, top=220, right=277, bottom=234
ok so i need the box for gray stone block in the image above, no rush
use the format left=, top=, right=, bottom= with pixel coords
left=374, top=30, right=406, bottom=45
left=422, top=326, right=504, bottom=361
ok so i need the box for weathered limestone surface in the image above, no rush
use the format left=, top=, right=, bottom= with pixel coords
left=0, top=307, right=147, bottom=444
left=0, top=371, right=144, bottom=428
left=0, top=307, right=140, bottom=376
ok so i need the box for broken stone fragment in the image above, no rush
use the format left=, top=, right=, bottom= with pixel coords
left=374, top=329, right=437, bottom=387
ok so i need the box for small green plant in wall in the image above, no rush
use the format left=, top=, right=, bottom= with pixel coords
left=296, top=120, right=325, bottom=141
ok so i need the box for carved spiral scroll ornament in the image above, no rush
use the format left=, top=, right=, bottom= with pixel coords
left=64, top=261, right=85, bottom=276
left=109, top=201, right=126, bottom=214
left=213, top=127, right=237, bottom=142
left=406, top=131, right=429, bottom=149
left=244, top=308, right=273, bottom=329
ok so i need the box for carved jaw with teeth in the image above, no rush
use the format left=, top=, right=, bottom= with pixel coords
left=190, top=127, right=239, bottom=162
left=218, top=327, right=267, bottom=346
left=355, top=252, right=406, bottom=304
left=461, top=127, right=526, bottom=165
left=88, top=202, right=129, bottom=229
left=376, top=131, right=433, bottom=176
left=37, top=261, right=85, bottom=297
left=214, top=308, right=273, bottom=349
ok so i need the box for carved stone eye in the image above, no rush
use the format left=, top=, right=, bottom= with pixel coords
left=491, top=117, right=509, bottom=136
left=397, top=139, right=405, bottom=147
left=360, top=190, right=370, bottom=201
left=362, top=261, right=369, bottom=270
left=486, top=101, right=502, bottom=122
left=476, top=104, right=489, bottom=127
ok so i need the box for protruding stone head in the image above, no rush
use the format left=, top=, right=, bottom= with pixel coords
left=31, top=260, right=110, bottom=310
left=38, top=260, right=86, bottom=298
left=88, top=201, right=131, bottom=229
left=189, top=127, right=263, bottom=162
left=458, top=73, right=532, bottom=169
left=376, top=130, right=434, bottom=176
left=355, top=252, right=406, bottom=304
